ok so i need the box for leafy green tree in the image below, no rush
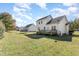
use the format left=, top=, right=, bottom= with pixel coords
left=70, top=18, right=79, bottom=31
left=0, top=12, right=16, bottom=31
left=0, top=20, right=5, bottom=38
left=75, top=18, right=79, bottom=29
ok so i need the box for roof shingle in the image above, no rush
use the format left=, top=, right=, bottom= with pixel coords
left=47, top=15, right=67, bottom=24
left=37, top=15, right=52, bottom=22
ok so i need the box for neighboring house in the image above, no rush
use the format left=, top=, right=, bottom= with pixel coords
left=16, top=26, right=20, bottom=31
left=23, top=24, right=37, bottom=32
left=36, top=15, right=69, bottom=36
left=17, top=27, right=24, bottom=31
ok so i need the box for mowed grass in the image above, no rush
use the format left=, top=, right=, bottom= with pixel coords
left=0, top=31, right=79, bottom=56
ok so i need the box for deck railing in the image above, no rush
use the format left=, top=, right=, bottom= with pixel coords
left=37, top=29, right=57, bottom=35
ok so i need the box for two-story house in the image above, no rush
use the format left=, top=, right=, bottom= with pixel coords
left=36, top=15, right=69, bottom=36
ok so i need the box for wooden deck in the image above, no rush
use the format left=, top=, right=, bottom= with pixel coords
left=37, top=30, right=57, bottom=35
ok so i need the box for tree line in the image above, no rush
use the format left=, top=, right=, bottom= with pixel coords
left=0, top=12, right=16, bottom=38
left=70, top=18, right=79, bottom=31
left=0, top=12, right=16, bottom=31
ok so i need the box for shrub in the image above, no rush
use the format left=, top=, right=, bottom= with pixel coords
left=0, top=28, right=4, bottom=38
left=69, top=31, right=74, bottom=35
left=0, top=21, right=5, bottom=39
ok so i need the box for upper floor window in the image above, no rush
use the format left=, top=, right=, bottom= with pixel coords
left=39, top=21, right=42, bottom=24
left=52, top=26, right=53, bottom=30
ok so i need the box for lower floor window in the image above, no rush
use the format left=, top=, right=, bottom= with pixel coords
left=38, top=27, right=40, bottom=31
left=52, top=26, right=56, bottom=30
left=44, top=27, right=45, bottom=30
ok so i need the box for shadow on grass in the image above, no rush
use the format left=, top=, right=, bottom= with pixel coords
left=0, top=35, right=4, bottom=39
left=47, top=35, right=72, bottom=42
left=24, top=33, right=73, bottom=42
left=25, top=34, right=46, bottom=39
left=19, top=32, right=25, bottom=34
left=72, top=35, right=79, bottom=37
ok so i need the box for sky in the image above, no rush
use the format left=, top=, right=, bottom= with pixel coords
left=0, top=3, right=79, bottom=27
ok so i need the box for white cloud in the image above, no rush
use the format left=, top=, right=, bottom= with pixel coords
left=62, top=3, right=78, bottom=13
left=15, top=3, right=31, bottom=10
left=50, top=5, right=79, bottom=17
left=22, top=14, right=32, bottom=20
left=76, top=14, right=79, bottom=18
left=36, top=15, right=44, bottom=19
left=62, top=3, right=79, bottom=17
left=13, top=13, right=33, bottom=27
left=13, top=15, right=24, bottom=26
left=13, top=6, right=26, bottom=13
left=68, top=6, right=78, bottom=13
left=50, top=8, right=70, bottom=17
left=13, top=3, right=33, bottom=27
left=36, top=3, right=47, bottom=9
left=63, top=3, right=76, bottom=6
left=15, top=12, right=32, bottom=20
left=13, top=3, right=48, bottom=27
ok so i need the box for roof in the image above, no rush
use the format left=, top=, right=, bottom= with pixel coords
left=37, top=15, right=52, bottom=22
left=47, top=15, right=67, bottom=24
left=65, top=22, right=70, bottom=25
left=25, top=24, right=33, bottom=28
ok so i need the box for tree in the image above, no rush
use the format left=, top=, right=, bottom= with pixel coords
left=69, top=21, right=73, bottom=31
left=75, top=18, right=79, bottom=29
left=0, top=20, right=5, bottom=38
left=0, top=12, right=16, bottom=31
left=12, top=19, right=16, bottom=30
left=69, top=18, right=79, bottom=31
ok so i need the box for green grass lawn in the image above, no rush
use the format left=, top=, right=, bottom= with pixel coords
left=0, top=31, right=79, bottom=56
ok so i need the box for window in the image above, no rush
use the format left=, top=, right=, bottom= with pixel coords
left=47, top=27, right=49, bottom=30
left=39, top=22, right=40, bottom=24
left=54, top=26, right=56, bottom=30
left=52, top=26, right=56, bottom=30
left=44, top=27, right=45, bottom=30
left=41, top=21, right=42, bottom=24
left=52, top=26, right=54, bottom=30
left=38, top=27, right=40, bottom=31
left=38, top=21, right=43, bottom=24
